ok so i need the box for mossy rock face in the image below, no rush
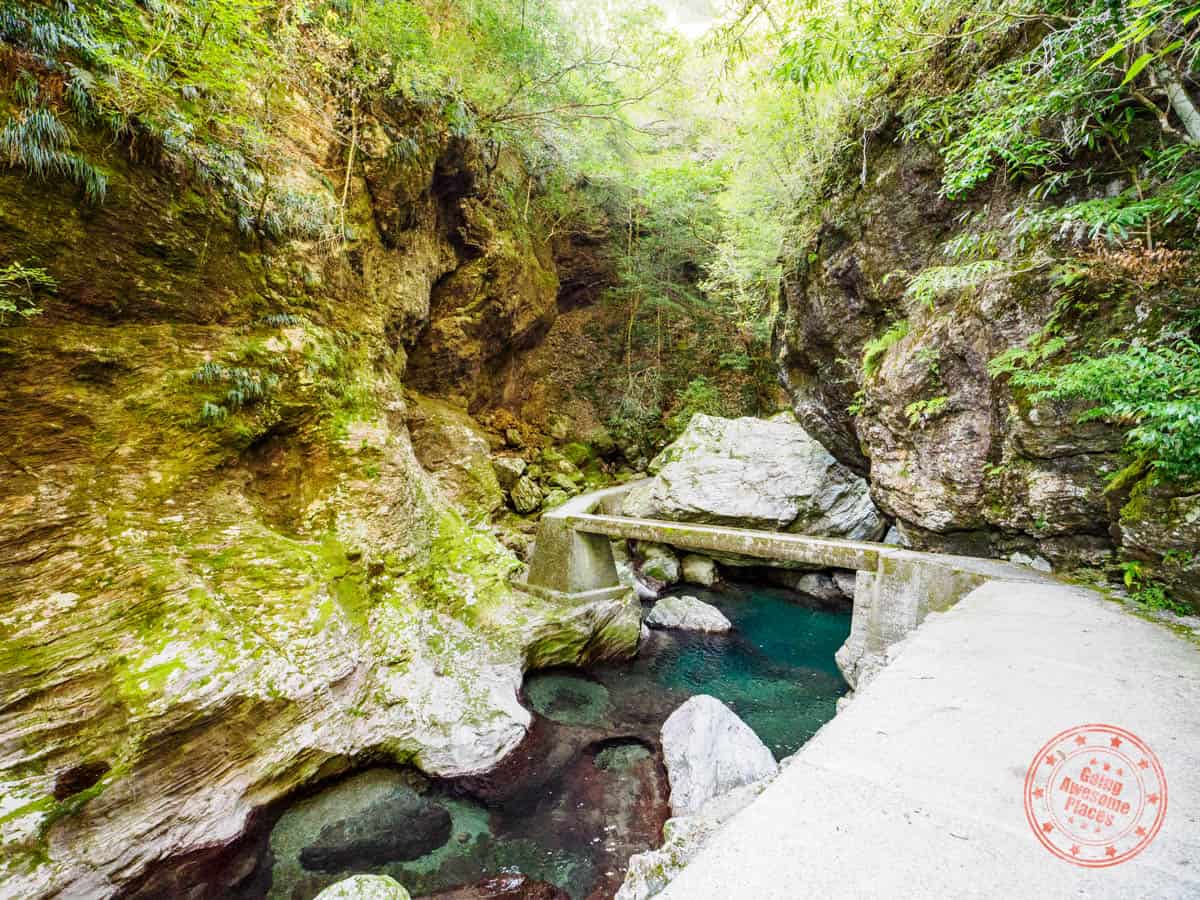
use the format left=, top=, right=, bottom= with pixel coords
left=406, top=393, right=504, bottom=516
left=1118, top=479, right=1200, bottom=611
left=0, top=94, right=637, bottom=899
left=561, top=442, right=596, bottom=467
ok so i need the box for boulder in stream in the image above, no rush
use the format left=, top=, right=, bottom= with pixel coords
left=638, top=541, right=680, bottom=585
left=681, top=553, right=718, bottom=587
left=645, top=595, right=731, bottom=633
left=622, top=413, right=884, bottom=540
left=426, top=874, right=569, bottom=899
left=295, top=771, right=452, bottom=872
left=660, top=695, right=778, bottom=816
left=313, top=875, right=412, bottom=900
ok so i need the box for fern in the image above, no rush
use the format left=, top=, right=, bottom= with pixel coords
left=902, top=260, right=1007, bottom=310
left=862, top=319, right=909, bottom=379
left=904, top=395, right=949, bottom=428
left=0, top=262, right=55, bottom=325
left=1010, top=339, right=1200, bottom=480
left=0, top=107, right=107, bottom=203
left=192, top=362, right=279, bottom=416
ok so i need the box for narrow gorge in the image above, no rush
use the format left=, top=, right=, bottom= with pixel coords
left=1, top=2, right=1199, bottom=899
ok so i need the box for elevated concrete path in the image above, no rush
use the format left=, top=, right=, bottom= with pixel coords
left=659, top=580, right=1200, bottom=899
left=522, top=483, right=1056, bottom=688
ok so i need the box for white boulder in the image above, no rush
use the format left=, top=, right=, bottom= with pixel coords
left=622, top=414, right=884, bottom=540
left=313, top=875, right=411, bottom=900
left=661, top=695, right=779, bottom=817
left=646, top=595, right=732, bottom=633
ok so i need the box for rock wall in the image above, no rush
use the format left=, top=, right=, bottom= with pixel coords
left=0, top=89, right=640, bottom=896
left=774, top=115, right=1200, bottom=603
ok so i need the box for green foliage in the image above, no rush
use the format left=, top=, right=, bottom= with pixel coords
left=862, top=319, right=909, bottom=378
left=901, top=260, right=1007, bottom=309
left=1, top=100, right=107, bottom=203
left=666, top=376, right=726, bottom=437
left=904, top=395, right=949, bottom=427
left=1120, top=560, right=1191, bottom=615
left=0, top=262, right=55, bottom=325
left=1009, top=338, right=1200, bottom=479
left=605, top=382, right=662, bottom=458
left=192, top=362, right=279, bottom=423
left=899, top=1, right=1200, bottom=241
left=718, top=350, right=753, bottom=372
left=901, top=8, right=1127, bottom=199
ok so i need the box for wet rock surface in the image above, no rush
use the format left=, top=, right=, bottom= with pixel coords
left=424, top=873, right=570, bottom=899
left=299, top=778, right=453, bottom=871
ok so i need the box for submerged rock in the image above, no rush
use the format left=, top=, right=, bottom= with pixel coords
left=645, top=595, right=731, bottom=633
left=427, top=874, right=569, bottom=899
left=680, top=554, right=718, bottom=587
left=524, top=672, right=612, bottom=727
left=298, top=780, right=452, bottom=871
left=660, top=695, right=778, bottom=817
left=622, top=414, right=884, bottom=540
left=313, top=875, right=412, bottom=900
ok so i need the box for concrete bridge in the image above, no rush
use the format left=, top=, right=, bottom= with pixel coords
left=523, top=483, right=1054, bottom=688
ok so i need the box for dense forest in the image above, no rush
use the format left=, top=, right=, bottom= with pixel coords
left=1, top=0, right=1199, bottom=897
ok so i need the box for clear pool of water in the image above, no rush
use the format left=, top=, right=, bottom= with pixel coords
left=254, top=582, right=850, bottom=900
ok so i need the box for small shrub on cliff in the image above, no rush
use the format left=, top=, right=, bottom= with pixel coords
left=666, top=376, right=726, bottom=437
left=0, top=262, right=55, bottom=325
left=1120, top=560, right=1191, bottom=615
left=1011, top=338, right=1200, bottom=480
left=861, top=319, right=909, bottom=379
left=192, top=362, right=280, bottom=423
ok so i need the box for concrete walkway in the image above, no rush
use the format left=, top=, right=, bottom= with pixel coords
left=659, top=580, right=1200, bottom=899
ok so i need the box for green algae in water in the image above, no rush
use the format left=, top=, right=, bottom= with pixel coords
left=524, top=671, right=611, bottom=726
left=594, top=742, right=652, bottom=772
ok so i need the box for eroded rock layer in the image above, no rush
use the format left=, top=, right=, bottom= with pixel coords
left=0, top=91, right=639, bottom=898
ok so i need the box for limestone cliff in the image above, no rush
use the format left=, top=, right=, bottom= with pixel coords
left=0, top=88, right=640, bottom=897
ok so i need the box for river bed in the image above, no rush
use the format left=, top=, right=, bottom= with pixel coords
left=254, top=581, right=850, bottom=899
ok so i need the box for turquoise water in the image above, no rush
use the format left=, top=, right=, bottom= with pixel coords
left=596, top=581, right=852, bottom=758
left=251, top=582, right=850, bottom=899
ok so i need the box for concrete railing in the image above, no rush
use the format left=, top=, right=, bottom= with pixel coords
left=521, top=482, right=1055, bottom=690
